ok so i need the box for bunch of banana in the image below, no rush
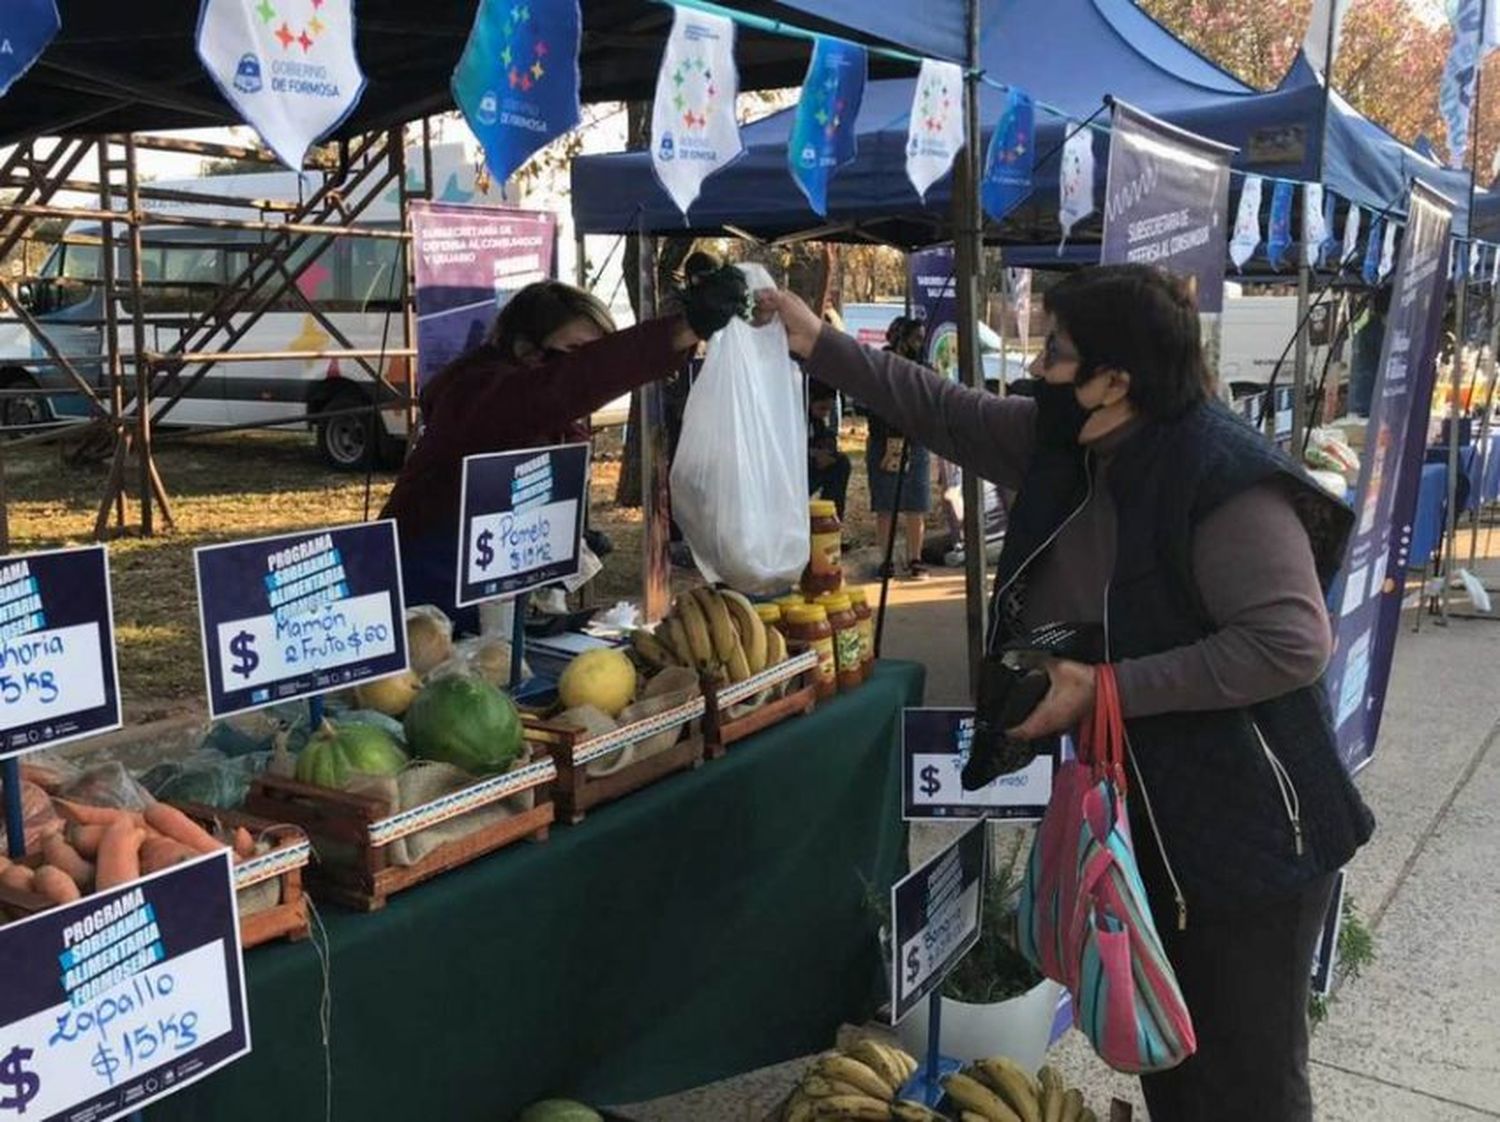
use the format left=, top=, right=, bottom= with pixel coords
left=631, top=586, right=789, bottom=691
left=781, top=1040, right=943, bottom=1121
left=941, top=1061, right=1096, bottom=1122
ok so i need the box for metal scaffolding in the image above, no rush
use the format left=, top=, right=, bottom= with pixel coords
left=0, top=126, right=430, bottom=542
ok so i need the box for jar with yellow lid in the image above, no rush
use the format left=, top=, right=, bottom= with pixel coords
left=801, top=500, right=844, bottom=597
left=785, top=604, right=837, bottom=698
left=846, top=587, right=875, bottom=671
left=815, top=592, right=863, bottom=690
left=755, top=602, right=784, bottom=634
left=776, top=593, right=809, bottom=616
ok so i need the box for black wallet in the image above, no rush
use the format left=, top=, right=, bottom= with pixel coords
left=961, top=622, right=1106, bottom=791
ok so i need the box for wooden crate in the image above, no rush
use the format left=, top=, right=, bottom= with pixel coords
left=702, top=649, right=821, bottom=760
left=523, top=694, right=706, bottom=824
left=0, top=807, right=312, bottom=950
left=244, top=755, right=556, bottom=911
left=175, top=802, right=312, bottom=948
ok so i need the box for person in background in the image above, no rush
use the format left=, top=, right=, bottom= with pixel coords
left=382, top=270, right=747, bottom=632
left=1347, top=285, right=1390, bottom=418
left=866, top=316, right=932, bottom=580
left=757, top=265, right=1373, bottom=1122
left=807, top=378, right=851, bottom=520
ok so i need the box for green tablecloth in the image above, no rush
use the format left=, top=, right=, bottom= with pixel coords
left=152, top=661, right=924, bottom=1121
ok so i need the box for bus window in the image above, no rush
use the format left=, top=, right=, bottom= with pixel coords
left=343, top=238, right=402, bottom=313
left=31, top=243, right=102, bottom=314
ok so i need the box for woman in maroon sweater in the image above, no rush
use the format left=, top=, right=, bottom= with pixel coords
left=382, top=272, right=746, bottom=630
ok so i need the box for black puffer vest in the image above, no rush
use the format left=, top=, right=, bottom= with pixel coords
left=992, top=400, right=1375, bottom=924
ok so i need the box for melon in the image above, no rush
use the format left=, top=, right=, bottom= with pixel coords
left=557, top=648, right=637, bottom=717
left=516, top=1101, right=602, bottom=1122
left=403, top=673, right=523, bottom=775
left=354, top=669, right=422, bottom=716
left=295, top=720, right=408, bottom=789
left=406, top=606, right=454, bottom=676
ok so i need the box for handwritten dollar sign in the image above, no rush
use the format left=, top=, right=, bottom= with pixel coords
left=228, top=629, right=260, bottom=679
left=919, top=764, right=941, bottom=798
left=0, top=1045, right=39, bottom=1114
left=905, top=945, right=921, bottom=987
left=475, top=529, right=495, bottom=572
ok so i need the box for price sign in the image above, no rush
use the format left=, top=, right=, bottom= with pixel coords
left=0, top=545, right=121, bottom=760
left=0, top=852, right=250, bottom=1121
left=456, top=442, right=590, bottom=606
left=194, top=521, right=408, bottom=720
left=889, top=819, right=985, bottom=1025
left=902, top=708, right=1054, bottom=822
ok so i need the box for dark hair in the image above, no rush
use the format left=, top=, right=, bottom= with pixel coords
left=682, top=250, right=722, bottom=284
left=885, top=316, right=922, bottom=348
left=1043, top=264, right=1211, bottom=419
left=487, top=281, right=616, bottom=360
left=808, top=377, right=837, bottom=403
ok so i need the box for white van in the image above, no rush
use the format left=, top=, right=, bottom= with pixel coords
left=0, top=145, right=538, bottom=469
left=1218, top=290, right=1334, bottom=392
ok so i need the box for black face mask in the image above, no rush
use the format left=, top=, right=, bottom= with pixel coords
left=1031, top=377, right=1094, bottom=446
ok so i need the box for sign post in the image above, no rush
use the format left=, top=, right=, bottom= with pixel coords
left=193, top=521, right=409, bottom=721
left=889, top=819, right=986, bottom=1105
left=903, top=709, right=1053, bottom=822
left=0, top=853, right=250, bottom=1122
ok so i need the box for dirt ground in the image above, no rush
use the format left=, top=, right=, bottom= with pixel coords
left=7, top=420, right=945, bottom=722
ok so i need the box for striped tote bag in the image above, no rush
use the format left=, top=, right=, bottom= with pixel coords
left=1017, top=664, right=1196, bottom=1073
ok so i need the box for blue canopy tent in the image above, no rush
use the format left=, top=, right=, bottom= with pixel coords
left=572, top=0, right=1482, bottom=246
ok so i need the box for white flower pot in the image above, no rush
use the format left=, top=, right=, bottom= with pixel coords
left=896, top=979, right=1064, bottom=1074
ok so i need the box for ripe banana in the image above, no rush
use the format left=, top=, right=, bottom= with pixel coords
left=801, top=1075, right=874, bottom=1101
left=1058, top=1090, right=1083, bottom=1122
left=726, top=641, right=752, bottom=683
left=693, top=587, right=740, bottom=664
left=783, top=1093, right=818, bottom=1122
left=890, top=1101, right=946, bottom=1122
left=1036, top=1066, right=1062, bottom=1098
left=1078, top=1109, right=1097, bottom=1122
left=673, top=592, right=716, bottom=670
left=975, top=1059, right=1041, bottom=1122
left=765, top=623, right=788, bottom=667
left=882, top=1042, right=920, bottom=1082
left=631, top=628, right=678, bottom=670
left=1040, top=1086, right=1062, bottom=1122
left=718, top=588, right=768, bottom=672
left=817, top=1056, right=894, bottom=1102
left=807, top=1094, right=892, bottom=1120
left=943, top=1072, right=1023, bottom=1122
left=662, top=616, right=696, bottom=668
left=847, top=1040, right=907, bottom=1094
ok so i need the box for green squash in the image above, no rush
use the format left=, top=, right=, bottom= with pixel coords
left=403, top=673, right=523, bottom=775
left=295, top=719, right=408, bottom=789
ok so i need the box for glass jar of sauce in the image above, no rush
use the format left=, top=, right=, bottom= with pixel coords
left=755, top=602, right=784, bottom=635
left=785, top=604, right=837, bottom=699
left=815, top=592, right=863, bottom=690
left=846, top=586, right=875, bottom=672
left=801, top=500, right=844, bottom=597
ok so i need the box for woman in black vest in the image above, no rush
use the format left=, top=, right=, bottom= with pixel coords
left=757, top=266, right=1374, bottom=1122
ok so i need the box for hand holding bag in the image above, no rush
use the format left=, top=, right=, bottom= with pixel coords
left=1016, top=664, right=1196, bottom=1073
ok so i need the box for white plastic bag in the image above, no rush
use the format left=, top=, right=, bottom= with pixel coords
left=670, top=263, right=809, bottom=593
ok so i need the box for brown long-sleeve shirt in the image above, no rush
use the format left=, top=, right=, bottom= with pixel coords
left=805, top=327, right=1332, bottom=718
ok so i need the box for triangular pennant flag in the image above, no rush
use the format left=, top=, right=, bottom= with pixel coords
left=0, top=0, right=58, bottom=98
left=651, top=5, right=742, bottom=218
left=981, top=87, right=1035, bottom=223
left=1470, top=240, right=1483, bottom=280
left=1057, top=126, right=1095, bottom=252
left=1302, top=0, right=1349, bottom=75
left=1267, top=180, right=1295, bottom=269
left=1378, top=220, right=1397, bottom=281
left=1302, top=183, right=1327, bottom=268
left=1491, top=242, right=1500, bottom=283
left=1342, top=203, right=1362, bottom=269
left=452, top=0, right=583, bottom=186
left=1441, top=0, right=1486, bottom=169
left=197, top=0, right=367, bottom=169
left=905, top=59, right=964, bottom=201
left=1229, top=175, right=1263, bottom=270
left=1320, top=189, right=1340, bottom=267
left=787, top=36, right=866, bottom=217
left=1362, top=215, right=1383, bottom=284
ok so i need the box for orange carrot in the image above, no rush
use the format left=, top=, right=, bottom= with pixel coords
left=138, top=836, right=197, bottom=874
left=143, top=802, right=223, bottom=856
left=33, top=865, right=81, bottom=905
left=232, top=827, right=255, bottom=860
left=0, top=863, right=36, bottom=893
left=67, top=823, right=107, bottom=859
left=53, top=800, right=141, bottom=829
left=94, top=822, right=144, bottom=890
left=42, top=835, right=94, bottom=890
